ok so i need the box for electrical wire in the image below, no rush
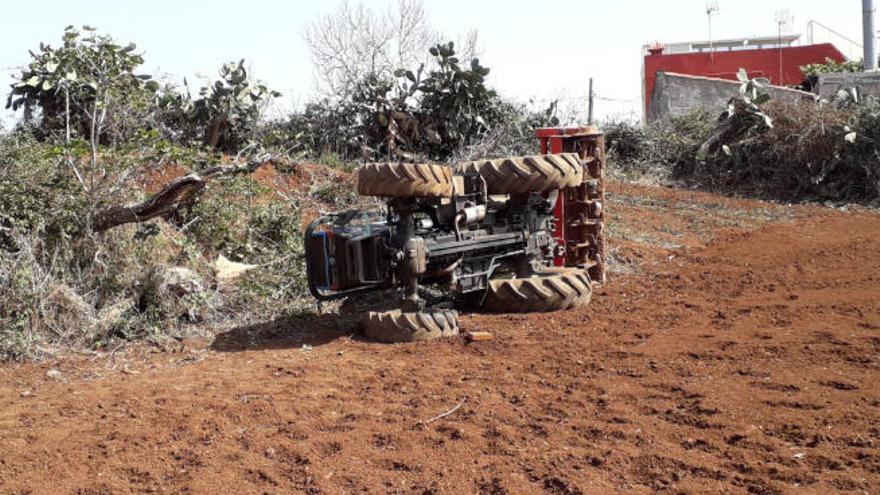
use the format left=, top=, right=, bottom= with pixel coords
left=520, top=93, right=640, bottom=105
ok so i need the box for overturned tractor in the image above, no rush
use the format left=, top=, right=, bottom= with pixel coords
left=305, top=127, right=605, bottom=342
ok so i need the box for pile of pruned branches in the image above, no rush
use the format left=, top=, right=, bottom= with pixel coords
left=695, top=71, right=879, bottom=202
left=607, top=69, right=880, bottom=204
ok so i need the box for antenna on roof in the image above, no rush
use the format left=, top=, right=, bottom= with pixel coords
left=706, top=1, right=721, bottom=53
left=775, top=10, right=794, bottom=34
left=775, top=10, right=794, bottom=84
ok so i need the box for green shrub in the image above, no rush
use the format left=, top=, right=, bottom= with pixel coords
left=0, top=133, right=312, bottom=359
left=801, top=57, right=863, bottom=78
left=650, top=109, right=717, bottom=176
left=454, top=98, right=559, bottom=160
left=0, top=220, right=196, bottom=359
left=158, top=60, right=281, bottom=152
left=183, top=174, right=308, bottom=317
left=649, top=96, right=880, bottom=203
left=604, top=119, right=648, bottom=165
left=603, top=109, right=716, bottom=178
left=277, top=42, right=531, bottom=162
left=317, top=152, right=355, bottom=171
left=6, top=25, right=157, bottom=143
left=707, top=99, right=879, bottom=202
left=0, top=133, right=90, bottom=249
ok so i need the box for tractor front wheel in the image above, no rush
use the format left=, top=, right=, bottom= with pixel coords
left=362, top=309, right=460, bottom=343
left=482, top=269, right=592, bottom=313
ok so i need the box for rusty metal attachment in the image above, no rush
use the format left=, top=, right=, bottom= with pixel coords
left=535, top=126, right=606, bottom=284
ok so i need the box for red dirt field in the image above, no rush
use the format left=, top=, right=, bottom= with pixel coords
left=1, top=182, right=879, bottom=494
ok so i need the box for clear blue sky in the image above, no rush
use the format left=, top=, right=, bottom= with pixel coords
left=0, top=0, right=867, bottom=124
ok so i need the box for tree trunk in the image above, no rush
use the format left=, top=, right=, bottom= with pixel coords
left=91, top=158, right=270, bottom=232
left=204, top=114, right=229, bottom=150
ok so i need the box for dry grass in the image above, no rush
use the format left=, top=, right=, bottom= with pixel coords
left=603, top=182, right=794, bottom=276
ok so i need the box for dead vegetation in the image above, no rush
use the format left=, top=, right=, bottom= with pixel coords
left=606, top=97, right=880, bottom=206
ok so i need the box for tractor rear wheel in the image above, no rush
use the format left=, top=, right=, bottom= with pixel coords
left=456, top=153, right=582, bottom=194
left=362, top=309, right=460, bottom=343
left=357, top=162, right=453, bottom=198
left=482, top=269, right=592, bottom=313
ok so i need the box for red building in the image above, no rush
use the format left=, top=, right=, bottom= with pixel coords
left=643, top=36, right=846, bottom=116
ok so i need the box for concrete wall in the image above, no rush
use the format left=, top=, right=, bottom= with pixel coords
left=815, top=72, right=880, bottom=100
left=643, top=43, right=844, bottom=116
left=648, top=72, right=815, bottom=122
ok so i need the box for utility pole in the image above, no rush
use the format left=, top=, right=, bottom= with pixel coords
left=587, top=78, right=594, bottom=125
left=864, top=0, right=877, bottom=70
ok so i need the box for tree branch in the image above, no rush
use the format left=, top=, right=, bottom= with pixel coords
left=91, top=157, right=271, bottom=233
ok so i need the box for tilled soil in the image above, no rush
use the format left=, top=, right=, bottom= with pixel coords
left=1, top=183, right=879, bottom=494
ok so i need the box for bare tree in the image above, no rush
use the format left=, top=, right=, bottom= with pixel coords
left=304, top=0, right=437, bottom=95
left=456, top=29, right=482, bottom=64
left=395, top=0, right=435, bottom=68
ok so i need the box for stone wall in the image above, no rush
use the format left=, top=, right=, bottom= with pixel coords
left=815, top=72, right=880, bottom=100
left=648, top=71, right=814, bottom=122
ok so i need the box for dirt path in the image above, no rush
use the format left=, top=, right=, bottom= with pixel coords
left=1, top=184, right=879, bottom=494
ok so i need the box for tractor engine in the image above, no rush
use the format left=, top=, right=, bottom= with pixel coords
left=306, top=172, right=557, bottom=305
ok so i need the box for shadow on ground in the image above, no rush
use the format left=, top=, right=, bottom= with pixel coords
left=211, top=312, right=360, bottom=352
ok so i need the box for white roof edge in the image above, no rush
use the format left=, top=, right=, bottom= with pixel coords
left=644, top=34, right=802, bottom=49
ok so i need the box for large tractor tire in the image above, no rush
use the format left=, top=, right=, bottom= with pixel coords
left=357, top=162, right=453, bottom=198
left=362, top=309, right=460, bottom=343
left=456, top=153, right=583, bottom=194
left=482, top=269, right=592, bottom=313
